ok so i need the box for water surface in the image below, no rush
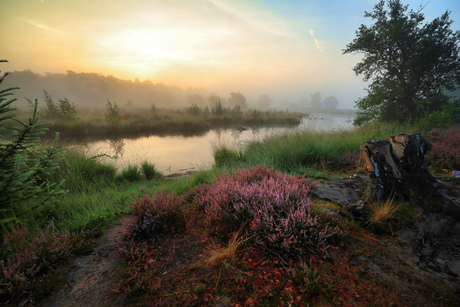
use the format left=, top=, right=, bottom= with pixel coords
left=78, top=113, right=355, bottom=174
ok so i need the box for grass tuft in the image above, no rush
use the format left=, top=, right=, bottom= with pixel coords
left=368, top=198, right=402, bottom=225
left=119, top=165, right=142, bottom=182
left=140, top=161, right=161, bottom=180
left=206, top=231, right=245, bottom=268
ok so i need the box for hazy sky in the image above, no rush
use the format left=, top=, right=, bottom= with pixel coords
left=1, top=0, right=459, bottom=108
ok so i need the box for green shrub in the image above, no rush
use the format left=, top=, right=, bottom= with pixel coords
left=105, top=99, right=121, bottom=126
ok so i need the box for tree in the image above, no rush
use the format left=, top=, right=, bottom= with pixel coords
left=58, top=97, right=78, bottom=120
left=257, top=94, right=272, bottom=109
left=0, top=61, right=65, bottom=224
left=321, top=96, right=339, bottom=110
left=43, top=90, right=59, bottom=118
left=227, top=92, right=248, bottom=110
left=343, top=0, right=460, bottom=125
left=105, top=99, right=121, bottom=125
left=187, top=94, right=205, bottom=107
left=309, top=92, right=321, bottom=109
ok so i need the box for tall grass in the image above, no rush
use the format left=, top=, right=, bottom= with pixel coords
left=60, top=148, right=117, bottom=192
left=214, top=129, right=364, bottom=172
left=211, top=120, right=447, bottom=173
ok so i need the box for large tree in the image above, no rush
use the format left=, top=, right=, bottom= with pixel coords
left=343, top=0, right=460, bottom=125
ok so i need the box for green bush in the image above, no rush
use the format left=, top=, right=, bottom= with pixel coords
left=105, top=99, right=121, bottom=126
left=42, top=90, right=78, bottom=121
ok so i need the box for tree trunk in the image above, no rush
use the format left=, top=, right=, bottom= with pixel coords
left=360, top=133, right=436, bottom=202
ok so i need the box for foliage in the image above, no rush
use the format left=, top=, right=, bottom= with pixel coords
left=105, top=99, right=121, bottom=125
left=125, top=191, right=186, bottom=242
left=42, top=90, right=78, bottom=121
left=194, top=166, right=340, bottom=257
left=211, top=100, right=223, bottom=116
left=414, top=102, right=460, bottom=132
left=0, top=222, right=91, bottom=305
left=186, top=103, right=201, bottom=116
left=57, top=98, right=78, bottom=120
left=344, top=0, right=460, bottom=125
left=0, top=61, right=66, bottom=225
left=43, top=90, right=59, bottom=118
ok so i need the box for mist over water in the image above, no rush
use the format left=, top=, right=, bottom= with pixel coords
left=79, top=113, right=355, bottom=174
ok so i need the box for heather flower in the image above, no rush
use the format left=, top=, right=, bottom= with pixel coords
left=425, top=128, right=460, bottom=171
left=194, top=165, right=340, bottom=256
left=126, top=190, right=186, bottom=242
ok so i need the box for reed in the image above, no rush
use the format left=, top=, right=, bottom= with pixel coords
left=213, top=128, right=364, bottom=172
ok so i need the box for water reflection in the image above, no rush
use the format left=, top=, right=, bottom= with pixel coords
left=79, top=114, right=355, bottom=174
left=108, top=139, right=125, bottom=157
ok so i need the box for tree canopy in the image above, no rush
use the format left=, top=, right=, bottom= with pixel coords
left=343, top=0, right=460, bottom=125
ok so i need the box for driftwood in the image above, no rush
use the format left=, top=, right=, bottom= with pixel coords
left=361, top=133, right=436, bottom=201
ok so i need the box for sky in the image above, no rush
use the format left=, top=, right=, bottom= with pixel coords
left=1, top=0, right=459, bottom=108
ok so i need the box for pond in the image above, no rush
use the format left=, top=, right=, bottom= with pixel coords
left=76, top=113, right=355, bottom=174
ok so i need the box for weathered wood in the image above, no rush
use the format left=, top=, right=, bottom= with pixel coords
left=361, top=133, right=435, bottom=201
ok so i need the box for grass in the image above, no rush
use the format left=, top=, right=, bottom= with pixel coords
left=140, top=160, right=161, bottom=180
left=368, top=198, right=403, bottom=225
left=205, top=231, right=246, bottom=268
left=213, top=128, right=365, bottom=172
left=119, top=165, right=143, bottom=182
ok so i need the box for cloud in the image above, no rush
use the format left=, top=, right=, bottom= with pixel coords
left=308, top=29, right=323, bottom=52
left=20, top=17, right=67, bottom=36
left=206, top=0, right=292, bottom=38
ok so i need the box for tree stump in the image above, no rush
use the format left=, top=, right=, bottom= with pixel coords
left=361, top=133, right=436, bottom=202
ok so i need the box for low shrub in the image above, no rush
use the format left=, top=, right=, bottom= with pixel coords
left=0, top=222, right=91, bottom=305
left=194, top=166, right=340, bottom=257
left=126, top=191, right=186, bottom=242
left=425, top=127, right=460, bottom=171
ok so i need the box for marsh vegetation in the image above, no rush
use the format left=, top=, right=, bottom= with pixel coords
left=2, top=0, right=460, bottom=304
